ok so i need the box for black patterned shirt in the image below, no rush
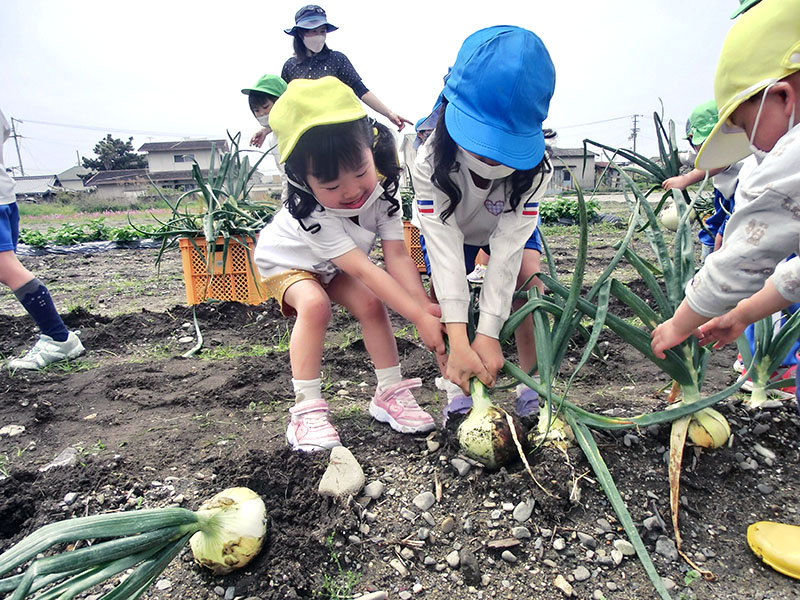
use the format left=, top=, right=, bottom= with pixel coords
left=281, top=47, right=369, bottom=98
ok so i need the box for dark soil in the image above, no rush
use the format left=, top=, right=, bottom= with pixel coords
left=1, top=220, right=799, bottom=600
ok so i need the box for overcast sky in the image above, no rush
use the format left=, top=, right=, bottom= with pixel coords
left=2, top=0, right=736, bottom=176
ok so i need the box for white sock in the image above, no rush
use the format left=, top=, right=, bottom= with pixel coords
left=436, top=376, right=466, bottom=401
left=375, top=365, right=402, bottom=390
left=516, top=383, right=534, bottom=397
left=292, top=378, right=322, bottom=403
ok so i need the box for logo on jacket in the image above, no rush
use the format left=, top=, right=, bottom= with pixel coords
left=522, top=200, right=539, bottom=217
left=484, top=199, right=504, bottom=216
left=417, top=199, right=434, bottom=214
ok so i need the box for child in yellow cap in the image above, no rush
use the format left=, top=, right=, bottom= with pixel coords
left=253, top=76, right=445, bottom=452
left=651, top=0, right=800, bottom=579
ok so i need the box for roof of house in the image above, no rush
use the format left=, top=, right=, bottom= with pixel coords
left=84, top=168, right=210, bottom=186
left=552, top=147, right=597, bottom=158
left=138, top=140, right=229, bottom=153
left=57, top=165, right=91, bottom=181
left=13, top=175, right=57, bottom=196
left=56, top=165, right=94, bottom=191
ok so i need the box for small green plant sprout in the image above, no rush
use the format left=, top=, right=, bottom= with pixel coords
left=318, top=533, right=361, bottom=600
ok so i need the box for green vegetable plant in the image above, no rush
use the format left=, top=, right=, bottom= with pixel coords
left=481, top=166, right=748, bottom=597
left=585, top=112, right=714, bottom=229
left=17, top=229, right=48, bottom=248
left=139, top=131, right=276, bottom=281
left=0, top=487, right=267, bottom=599
left=736, top=310, right=800, bottom=407
left=538, top=195, right=600, bottom=224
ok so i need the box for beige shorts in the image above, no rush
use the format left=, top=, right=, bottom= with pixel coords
left=261, top=269, right=322, bottom=316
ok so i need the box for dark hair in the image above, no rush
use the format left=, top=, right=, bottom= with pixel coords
left=284, top=117, right=401, bottom=233
left=292, top=31, right=328, bottom=63
left=430, top=98, right=555, bottom=221
left=248, top=91, right=279, bottom=112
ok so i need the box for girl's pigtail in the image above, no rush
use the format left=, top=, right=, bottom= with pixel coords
left=370, top=119, right=401, bottom=216
left=284, top=164, right=321, bottom=233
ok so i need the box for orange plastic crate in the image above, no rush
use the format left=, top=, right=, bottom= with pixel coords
left=178, top=236, right=268, bottom=305
left=402, top=221, right=427, bottom=273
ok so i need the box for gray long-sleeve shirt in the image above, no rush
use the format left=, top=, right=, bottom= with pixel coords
left=685, top=123, right=800, bottom=316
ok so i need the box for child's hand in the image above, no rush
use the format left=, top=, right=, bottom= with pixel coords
left=651, top=318, right=699, bottom=359
left=662, top=175, right=688, bottom=191
left=250, top=127, right=269, bottom=148
left=472, top=334, right=505, bottom=384
left=446, top=344, right=493, bottom=394
left=697, top=312, right=749, bottom=349
left=417, top=312, right=446, bottom=355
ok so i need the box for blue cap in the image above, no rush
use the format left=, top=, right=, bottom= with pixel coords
left=443, top=26, right=555, bottom=170
left=284, top=5, right=338, bottom=35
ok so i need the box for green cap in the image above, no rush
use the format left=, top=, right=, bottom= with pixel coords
left=730, top=0, right=761, bottom=19
left=241, top=74, right=288, bottom=97
left=686, top=101, right=718, bottom=146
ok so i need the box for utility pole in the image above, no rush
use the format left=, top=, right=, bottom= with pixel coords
left=10, top=117, right=24, bottom=176
left=628, top=114, right=641, bottom=154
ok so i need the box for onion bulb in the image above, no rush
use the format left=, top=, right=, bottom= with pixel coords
left=660, top=201, right=696, bottom=231
left=190, top=487, right=268, bottom=575
left=687, top=407, right=730, bottom=449
left=457, top=380, right=528, bottom=470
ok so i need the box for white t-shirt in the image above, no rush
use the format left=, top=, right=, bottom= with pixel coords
left=0, top=110, right=16, bottom=205
left=254, top=195, right=404, bottom=284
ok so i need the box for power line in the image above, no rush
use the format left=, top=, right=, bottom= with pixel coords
left=551, top=114, right=635, bottom=130
left=13, top=117, right=214, bottom=139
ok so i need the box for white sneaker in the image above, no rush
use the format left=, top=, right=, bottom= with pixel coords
left=8, top=332, right=85, bottom=370
left=466, top=263, right=487, bottom=284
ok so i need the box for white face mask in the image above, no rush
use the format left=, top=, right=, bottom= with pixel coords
left=303, top=33, right=326, bottom=54
left=457, top=148, right=515, bottom=180
left=256, top=115, right=271, bottom=128
left=322, top=182, right=384, bottom=217
left=747, top=81, right=797, bottom=164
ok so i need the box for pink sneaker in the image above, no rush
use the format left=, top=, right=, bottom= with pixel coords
left=286, top=399, right=341, bottom=452
left=369, top=378, right=435, bottom=434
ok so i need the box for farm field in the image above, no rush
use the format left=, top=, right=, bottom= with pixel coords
left=0, top=201, right=798, bottom=600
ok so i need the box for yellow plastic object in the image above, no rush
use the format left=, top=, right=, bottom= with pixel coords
left=747, top=521, right=800, bottom=580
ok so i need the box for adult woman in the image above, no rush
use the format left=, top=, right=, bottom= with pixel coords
left=281, top=5, right=410, bottom=131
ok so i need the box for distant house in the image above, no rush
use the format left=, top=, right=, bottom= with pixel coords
left=13, top=175, right=58, bottom=201
left=547, top=148, right=596, bottom=194
left=56, top=165, right=94, bottom=192
left=84, top=139, right=229, bottom=200
left=594, top=161, right=624, bottom=190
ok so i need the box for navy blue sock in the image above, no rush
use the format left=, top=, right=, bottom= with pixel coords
left=14, top=278, right=69, bottom=342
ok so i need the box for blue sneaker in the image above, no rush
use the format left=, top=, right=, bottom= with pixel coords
left=442, top=394, right=472, bottom=426
left=515, top=388, right=539, bottom=417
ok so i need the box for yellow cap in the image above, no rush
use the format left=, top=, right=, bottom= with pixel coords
left=696, top=0, right=800, bottom=169
left=268, top=76, right=367, bottom=162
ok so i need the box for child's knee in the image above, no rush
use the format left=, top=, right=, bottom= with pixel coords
left=353, top=292, right=386, bottom=320
left=294, top=293, right=332, bottom=326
